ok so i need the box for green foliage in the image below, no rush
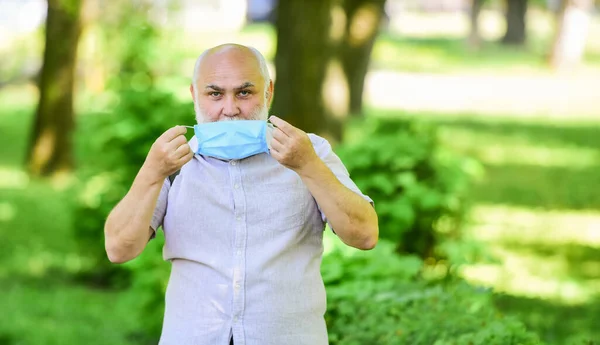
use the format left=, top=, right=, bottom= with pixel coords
left=323, top=236, right=544, bottom=345
left=72, top=0, right=193, bottom=286
left=122, top=233, right=170, bottom=342
left=73, top=88, right=192, bottom=286
left=337, top=118, right=482, bottom=259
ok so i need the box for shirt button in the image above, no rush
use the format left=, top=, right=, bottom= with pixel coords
left=236, top=216, right=242, bottom=221
left=236, top=250, right=242, bottom=256
left=230, top=161, right=237, bottom=166
left=235, top=283, right=241, bottom=290
left=234, top=184, right=240, bottom=189
left=233, top=316, right=238, bottom=323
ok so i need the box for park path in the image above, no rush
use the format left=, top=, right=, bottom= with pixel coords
left=364, top=70, right=600, bottom=120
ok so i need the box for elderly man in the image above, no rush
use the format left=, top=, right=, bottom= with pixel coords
left=104, top=44, right=378, bottom=345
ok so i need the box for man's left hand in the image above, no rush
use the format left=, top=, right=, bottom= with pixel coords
left=269, top=116, right=320, bottom=174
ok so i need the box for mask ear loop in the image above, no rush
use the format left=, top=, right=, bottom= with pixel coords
left=265, top=122, right=275, bottom=152
left=182, top=125, right=194, bottom=129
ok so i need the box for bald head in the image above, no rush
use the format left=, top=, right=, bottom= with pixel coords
left=190, top=44, right=273, bottom=123
left=192, top=44, right=270, bottom=97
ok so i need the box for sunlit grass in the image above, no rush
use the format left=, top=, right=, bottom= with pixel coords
left=372, top=36, right=552, bottom=74
left=468, top=204, right=600, bottom=246
left=462, top=204, right=600, bottom=303
left=439, top=128, right=600, bottom=168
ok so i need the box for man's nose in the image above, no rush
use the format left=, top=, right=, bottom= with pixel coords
left=222, top=95, right=240, bottom=117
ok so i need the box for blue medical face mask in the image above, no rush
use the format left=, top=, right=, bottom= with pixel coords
left=188, top=120, right=273, bottom=160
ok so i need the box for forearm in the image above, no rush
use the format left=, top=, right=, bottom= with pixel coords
left=298, top=160, right=378, bottom=250
left=104, top=164, right=164, bottom=263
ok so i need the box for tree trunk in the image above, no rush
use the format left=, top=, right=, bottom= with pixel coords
left=27, top=0, right=83, bottom=176
left=340, top=0, right=386, bottom=117
left=501, top=0, right=527, bottom=45
left=549, top=0, right=593, bottom=70
left=468, top=0, right=484, bottom=48
left=272, top=0, right=340, bottom=141
left=273, top=0, right=385, bottom=142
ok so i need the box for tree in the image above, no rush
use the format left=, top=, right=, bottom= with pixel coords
left=27, top=0, right=83, bottom=176
left=549, top=0, right=594, bottom=69
left=339, top=0, right=386, bottom=117
left=501, top=0, right=528, bottom=45
left=272, top=0, right=386, bottom=143
left=468, top=0, right=485, bottom=48
left=271, top=0, right=334, bottom=139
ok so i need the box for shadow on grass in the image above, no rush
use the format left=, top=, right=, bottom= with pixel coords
left=473, top=164, right=600, bottom=210
left=494, top=293, right=600, bottom=345
left=498, top=241, right=600, bottom=282
left=499, top=240, right=600, bottom=284
left=444, top=118, right=600, bottom=210
left=373, top=35, right=551, bottom=73
left=436, top=118, right=600, bottom=151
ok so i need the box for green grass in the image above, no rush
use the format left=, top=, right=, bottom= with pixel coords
left=372, top=35, right=552, bottom=74
left=438, top=119, right=600, bottom=210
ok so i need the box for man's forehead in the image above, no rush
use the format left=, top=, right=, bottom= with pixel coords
left=197, top=48, right=263, bottom=87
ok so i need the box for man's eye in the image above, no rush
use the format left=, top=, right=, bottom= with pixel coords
left=210, top=92, right=221, bottom=97
left=238, top=90, right=250, bottom=97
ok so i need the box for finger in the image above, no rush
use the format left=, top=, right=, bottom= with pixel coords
left=177, top=149, right=194, bottom=165
left=162, top=126, right=187, bottom=142
left=269, top=147, right=283, bottom=162
left=166, top=135, right=188, bottom=151
left=269, top=116, right=295, bottom=137
left=272, top=127, right=290, bottom=143
left=173, top=142, right=191, bottom=159
left=270, top=137, right=285, bottom=153
left=271, top=132, right=288, bottom=150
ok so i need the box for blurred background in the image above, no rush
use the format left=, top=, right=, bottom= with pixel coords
left=0, top=0, right=599, bottom=344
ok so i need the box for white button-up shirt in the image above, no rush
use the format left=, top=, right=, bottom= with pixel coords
left=151, top=134, right=372, bottom=345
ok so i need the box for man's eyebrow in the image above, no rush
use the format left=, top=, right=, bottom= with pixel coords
left=235, top=82, right=255, bottom=90
left=205, top=84, right=224, bottom=91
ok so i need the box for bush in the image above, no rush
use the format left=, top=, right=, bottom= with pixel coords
left=322, top=235, right=544, bottom=345
left=72, top=0, right=192, bottom=287
left=122, top=232, right=169, bottom=342
left=336, top=118, right=482, bottom=259
left=73, top=88, right=193, bottom=286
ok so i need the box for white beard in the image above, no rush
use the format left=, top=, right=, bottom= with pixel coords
left=195, top=99, right=269, bottom=124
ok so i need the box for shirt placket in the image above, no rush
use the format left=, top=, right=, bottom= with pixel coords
left=229, top=159, right=247, bottom=344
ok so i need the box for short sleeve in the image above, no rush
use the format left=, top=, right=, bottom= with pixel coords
left=149, top=178, right=170, bottom=239
left=308, top=134, right=374, bottom=224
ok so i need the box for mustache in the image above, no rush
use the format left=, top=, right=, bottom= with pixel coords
left=195, top=103, right=269, bottom=123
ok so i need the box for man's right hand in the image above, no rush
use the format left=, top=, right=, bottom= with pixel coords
left=142, top=126, right=194, bottom=183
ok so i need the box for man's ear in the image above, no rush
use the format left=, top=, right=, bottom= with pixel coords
left=189, top=84, right=195, bottom=101
left=266, top=79, right=274, bottom=108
